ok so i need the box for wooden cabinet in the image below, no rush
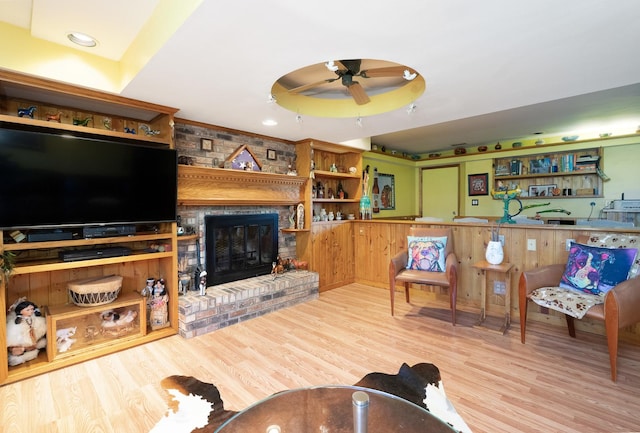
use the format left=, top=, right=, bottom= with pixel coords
left=310, top=222, right=354, bottom=291
left=294, top=139, right=363, bottom=291
left=1, top=223, right=178, bottom=385
left=493, top=147, right=603, bottom=199
left=0, top=71, right=179, bottom=385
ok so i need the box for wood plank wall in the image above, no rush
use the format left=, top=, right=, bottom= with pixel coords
left=353, top=220, right=640, bottom=340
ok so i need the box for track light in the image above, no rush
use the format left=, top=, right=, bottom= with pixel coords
left=356, top=117, right=363, bottom=128
left=296, top=114, right=303, bottom=124
left=407, top=103, right=417, bottom=114
left=403, top=69, right=417, bottom=81
left=325, top=61, right=339, bottom=72
left=267, top=94, right=277, bottom=103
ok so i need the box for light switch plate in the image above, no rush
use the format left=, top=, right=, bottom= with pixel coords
left=527, top=239, right=536, bottom=251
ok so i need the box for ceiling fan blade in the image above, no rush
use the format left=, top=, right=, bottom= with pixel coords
left=347, top=81, right=370, bottom=105
left=288, top=78, right=337, bottom=94
left=360, top=66, right=410, bottom=78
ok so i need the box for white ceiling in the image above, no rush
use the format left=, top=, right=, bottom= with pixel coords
left=2, top=0, right=640, bottom=154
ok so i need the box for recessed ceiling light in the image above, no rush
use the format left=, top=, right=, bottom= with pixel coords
left=67, top=32, right=97, bottom=47
left=262, top=119, right=278, bottom=126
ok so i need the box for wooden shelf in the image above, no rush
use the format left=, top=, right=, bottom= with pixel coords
left=177, top=165, right=307, bottom=206
left=0, top=71, right=178, bottom=386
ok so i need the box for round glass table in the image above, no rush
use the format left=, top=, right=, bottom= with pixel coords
left=215, top=385, right=456, bottom=432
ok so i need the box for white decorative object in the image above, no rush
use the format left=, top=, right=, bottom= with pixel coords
left=485, top=241, right=504, bottom=265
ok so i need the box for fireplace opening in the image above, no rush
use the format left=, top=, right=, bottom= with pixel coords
left=205, top=213, right=278, bottom=285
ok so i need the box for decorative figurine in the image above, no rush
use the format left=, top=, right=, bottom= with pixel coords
left=199, top=271, right=207, bottom=296
left=148, top=278, right=169, bottom=329
left=123, top=127, right=136, bottom=134
left=46, top=111, right=63, bottom=122
left=103, top=117, right=113, bottom=130
left=6, top=298, right=47, bottom=366
left=73, top=117, right=92, bottom=127
left=140, top=124, right=161, bottom=136
left=289, top=205, right=296, bottom=229
left=17, top=106, right=37, bottom=118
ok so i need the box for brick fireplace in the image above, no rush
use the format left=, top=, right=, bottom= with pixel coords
left=175, top=164, right=317, bottom=337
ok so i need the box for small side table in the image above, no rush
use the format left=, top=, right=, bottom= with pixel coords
left=472, top=260, right=514, bottom=334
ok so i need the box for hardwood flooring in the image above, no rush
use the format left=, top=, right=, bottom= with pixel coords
left=1, top=283, right=639, bottom=433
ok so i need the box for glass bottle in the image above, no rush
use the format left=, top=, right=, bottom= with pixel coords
left=337, top=181, right=345, bottom=199
left=372, top=168, right=380, bottom=213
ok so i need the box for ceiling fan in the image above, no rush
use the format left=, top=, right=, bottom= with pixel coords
left=287, top=59, right=417, bottom=105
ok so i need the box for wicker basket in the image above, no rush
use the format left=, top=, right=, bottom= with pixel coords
left=68, top=275, right=123, bottom=307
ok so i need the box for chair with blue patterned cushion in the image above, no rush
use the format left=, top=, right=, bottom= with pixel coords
left=389, top=227, right=458, bottom=325
left=519, top=233, right=640, bottom=381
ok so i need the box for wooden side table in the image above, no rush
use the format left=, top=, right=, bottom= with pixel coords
left=472, top=260, right=514, bottom=334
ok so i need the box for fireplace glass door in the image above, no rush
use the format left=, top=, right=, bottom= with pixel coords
left=205, top=214, right=278, bottom=285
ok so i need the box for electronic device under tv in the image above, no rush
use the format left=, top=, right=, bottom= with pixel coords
left=0, top=122, right=178, bottom=231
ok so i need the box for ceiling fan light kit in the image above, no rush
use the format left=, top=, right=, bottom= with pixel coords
left=271, top=58, right=425, bottom=118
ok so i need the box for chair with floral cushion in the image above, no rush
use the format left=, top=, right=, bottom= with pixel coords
left=389, top=227, right=458, bottom=325
left=519, top=233, right=640, bottom=381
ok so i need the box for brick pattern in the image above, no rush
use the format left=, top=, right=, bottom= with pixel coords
left=174, top=121, right=301, bottom=276
left=178, top=271, right=319, bottom=338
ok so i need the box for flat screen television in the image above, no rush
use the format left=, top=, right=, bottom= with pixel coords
left=0, top=123, right=177, bottom=230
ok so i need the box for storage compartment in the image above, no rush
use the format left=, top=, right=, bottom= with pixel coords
left=46, top=292, right=146, bottom=361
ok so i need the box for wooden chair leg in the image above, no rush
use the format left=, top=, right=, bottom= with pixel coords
left=449, top=280, right=457, bottom=326
left=565, top=315, right=577, bottom=338
left=605, top=321, right=619, bottom=382
left=519, top=296, right=529, bottom=344
left=404, top=282, right=410, bottom=303
left=390, top=279, right=396, bottom=316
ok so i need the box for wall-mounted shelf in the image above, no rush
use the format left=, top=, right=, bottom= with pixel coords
left=493, top=147, right=604, bottom=199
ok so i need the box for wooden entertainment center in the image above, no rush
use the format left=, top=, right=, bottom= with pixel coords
left=0, top=70, right=179, bottom=385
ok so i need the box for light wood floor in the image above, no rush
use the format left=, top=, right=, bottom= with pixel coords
left=1, top=283, right=639, bottom=433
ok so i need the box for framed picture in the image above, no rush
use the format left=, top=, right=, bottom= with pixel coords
left=201, top=138, right=213, bottom=151
left=378, top=173, right=395, bottom=210
left=528, top=184, right=557, bottom=197
left=266, top=149, right=277, bottom=160
left=468, top=173, right=489, bottom=196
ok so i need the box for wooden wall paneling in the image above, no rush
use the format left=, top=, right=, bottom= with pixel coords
left=312, top=225, right=330, bottom=290
left=352, top=221, right=640, bottom=341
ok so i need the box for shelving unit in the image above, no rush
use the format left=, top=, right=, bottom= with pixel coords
left=294, top=139, right=363, bottom=291
left=493, top=147, right=604, bottom=199
left=296, top=139, right=364, bottom=227
left=0, top=70, right=179, bottom=385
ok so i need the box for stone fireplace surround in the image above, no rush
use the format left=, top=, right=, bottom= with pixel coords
left=176, top=165, right=315, bottom=337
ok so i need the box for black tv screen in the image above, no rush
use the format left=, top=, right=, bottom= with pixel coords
left=0, top=124, right=177, bottom=230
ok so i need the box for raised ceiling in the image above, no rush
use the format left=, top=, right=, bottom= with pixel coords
left=1, top=0, right=639, bottom=154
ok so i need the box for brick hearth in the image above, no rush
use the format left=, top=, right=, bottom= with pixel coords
left=178, top=270, right=319, bottom=338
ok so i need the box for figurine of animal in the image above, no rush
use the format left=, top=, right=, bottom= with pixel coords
left=17, top=106, right=37, bottom=118
left=46, top=111, right=63, bottom=122
left=73, top=117, right=92, bottom=127
left=123, top=127, right=136, bottom=134
left=100, top=309, right=138, bottom=328
left=56, top=327, right=77, bottom=353
left=140, top=124, right=160, bottom=136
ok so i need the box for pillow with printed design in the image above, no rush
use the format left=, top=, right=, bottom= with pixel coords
left=559, top=242, right=638, bottom=295
left=406, top=236, right=447, bottom=272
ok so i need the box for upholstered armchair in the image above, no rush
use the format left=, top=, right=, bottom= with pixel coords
left=519, top=234, right=640, bottom=381
left=389, top=227, right=458, bottom=325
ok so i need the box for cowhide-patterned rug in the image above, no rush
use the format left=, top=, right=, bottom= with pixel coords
left=151, top=363, right=472, bottom=433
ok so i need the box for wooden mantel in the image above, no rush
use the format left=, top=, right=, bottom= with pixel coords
left=177, top=165, right=307, bottom=206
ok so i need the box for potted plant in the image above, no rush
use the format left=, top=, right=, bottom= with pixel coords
left=1, top=250, right=16, bottom=284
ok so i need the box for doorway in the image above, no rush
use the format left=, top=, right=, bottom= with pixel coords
left=420, top=165, right=459, bottom=221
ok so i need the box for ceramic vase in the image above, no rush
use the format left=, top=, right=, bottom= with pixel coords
left=485, top=241, right=504, bottom=265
